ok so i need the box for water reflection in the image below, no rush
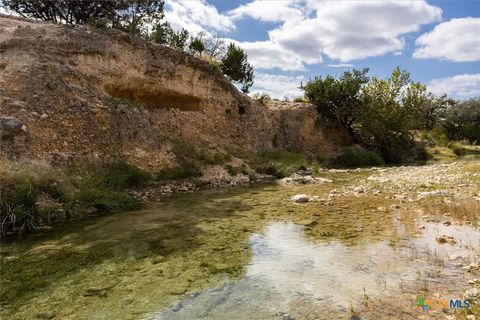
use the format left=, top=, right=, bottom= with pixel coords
left=151, top=221, right=479, bottom=320
left=2, top=176, right=479, bottom=320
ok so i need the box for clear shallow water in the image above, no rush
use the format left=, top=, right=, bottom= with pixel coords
left=149, top=221, right=479, bottom=320
left=1, top=174, right=479, bottom=320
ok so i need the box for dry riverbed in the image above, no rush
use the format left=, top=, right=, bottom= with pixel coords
left=1, top=160, right=479, bottom=320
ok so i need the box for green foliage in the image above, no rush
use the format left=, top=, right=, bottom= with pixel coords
left=64, top=162, right=143, bottom=213
left=169, top=28, right=189, bottom=51
left=250, top=151, right=307, bottom=178
left=221, top=43, right=254, bottom=93
left=189, top=36, right=206, bottom=55
left=173, top=141, right=230, bottom=165
left=3, top=0, right=165, bottom=36
left=224, top=164, right=249, bottom=176
left=199, top=152, right=231, bottom=165
left=302, top=68, right=369, bottom=138
left=304, top=67, right=450, bottom=163
left=150, top=21, right=172, bottom=44
left=150, top=21, right=189, bottom=51
left=157, top=141, right=231, bottom=181
left=251, top=92, right=271, bottom=105
left=0, top=161, right=147, bottom=238
left=76, top=184, right=137, bottom=213
left=330, top=147, right=384, bottom=168
left=97, top=161, right=152, bottom=190
left=293, top=96, right=308, bottom=103
left=442, top=98, right=480, bottom=143
left=3, top=0, right=118, bottom=24
left=114, top=0, right=165, bottom=36
left=201, top=55, right=223, bottom=73
left=157, top=163, right=202, bottom=180
left=359, top=67, right=444, bottom=163
left=422, top=127, right=449, bottom=147
left=448, top=142, right=467, bottom=156
left=0, top=177, right=38, bottom=236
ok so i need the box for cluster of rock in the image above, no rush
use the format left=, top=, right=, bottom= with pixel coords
left=280, top=173, right=332, bottom=185
left=128, top=182, right=198, bottom=201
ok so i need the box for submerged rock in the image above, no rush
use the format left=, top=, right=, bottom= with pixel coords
left=291, top=194, right=310, bottom=203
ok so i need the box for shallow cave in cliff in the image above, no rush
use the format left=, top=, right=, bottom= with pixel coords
left=105, top=85, right=203, bottom=111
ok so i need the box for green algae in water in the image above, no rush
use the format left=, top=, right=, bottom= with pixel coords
left=1, top=165, right=479, bottom=320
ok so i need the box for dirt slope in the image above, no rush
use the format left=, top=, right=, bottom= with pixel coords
left=0, top=15, right=349, bottom=170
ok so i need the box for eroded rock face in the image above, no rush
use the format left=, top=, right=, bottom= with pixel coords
left=0, top=15, right=350, bottom=170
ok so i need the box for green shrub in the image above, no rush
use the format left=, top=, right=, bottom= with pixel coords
left=99, top=161, right=151, bottom=190
left=0, top=161, right=147, bottom=238
left=157, top=163, right=202, bottom=180
left=0, top=178, right=38, bottom=236
left=442, top=98, right=480, bottom=144
left=293, top=97, right=308, bottom=103
left=224, top=164, right=248, bottom=176
left=76, top=187, right=137, bottom=213
left=199, top=152, right=231, bottom=165
left=448, top=142, right=466, bottom=156
left=330, top=147, right=384, bottom=168
left=0, top=175, right=69, bottom=237
left=251, top=151, right=307, bottom=178
left=173, top=141, right=230, bottom=165
left=303, top=67, right=450, bottom=164
left=254, top=164, right=286, bottom=178
left=70, top=165, right=141, bottom=213
left=411, top=142, right=431, bottom=162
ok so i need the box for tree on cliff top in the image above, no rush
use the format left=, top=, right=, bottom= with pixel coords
left=1, top=0, right=164, bottom=35
left=221, top=43, right=254, bottom=94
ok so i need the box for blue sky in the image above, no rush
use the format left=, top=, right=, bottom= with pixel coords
left=1, top=0, right=477, bottom=98
left=164, top=0, right=479, bottom=99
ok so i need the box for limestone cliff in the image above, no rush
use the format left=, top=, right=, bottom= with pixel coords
left=0, top=15, right=350, bottom=170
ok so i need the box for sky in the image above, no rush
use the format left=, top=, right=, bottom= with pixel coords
left=163, top=0, right=480, bottom=99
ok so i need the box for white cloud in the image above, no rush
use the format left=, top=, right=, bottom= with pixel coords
left=251, top=73, right=305, bottom=98
left=269, top=0, right=441, bottom=62
left=414, top=17, right=480, bottom=62
left=164, top=0, right=234, bottom=35
left=327, top=63, right=354, bottom=68
left=428, top=74, right=480, bottom=99
left=229, top=0, right=304, bottom=23
left=228, top=39, right=306, bottom=71
left=227, top=0, right=441, bottom=70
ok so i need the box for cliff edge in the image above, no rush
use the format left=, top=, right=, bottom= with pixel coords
left=0, top=15, right=349, bottom=170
